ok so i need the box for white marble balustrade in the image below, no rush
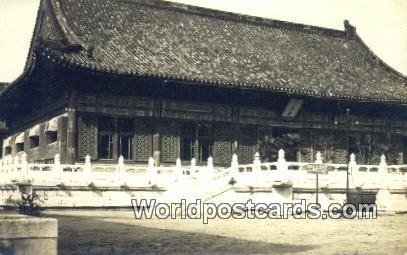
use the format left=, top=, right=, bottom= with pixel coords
left=0, top=150, right=406, bottom=190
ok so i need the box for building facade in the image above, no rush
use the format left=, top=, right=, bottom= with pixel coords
left=0, top=0, right=406, bottom=167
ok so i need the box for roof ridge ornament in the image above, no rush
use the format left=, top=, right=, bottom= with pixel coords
left=7, top=0, right=403, bottom=105
left=344, top=20, right=356, bottom=39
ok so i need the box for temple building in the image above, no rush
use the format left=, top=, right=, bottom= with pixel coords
left=0, top=0, right=406, bottom=167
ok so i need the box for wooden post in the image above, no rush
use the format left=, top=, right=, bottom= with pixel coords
left=348, top=153, right=357, bottom=187
left=152, top=101, right=162, bottom=165
left=345, top=108, right=350, bottom=204
left=66, top=108, right=76, bottom=164
left=316, top=172, right=319, bottom=204
left=315, top=151, right=323, bottom=205
left=153, top=132, right=161, bottom=166
left=59, top=117, right=68, bottom=164
left=112, top=117, right=118, bottom=161
left=66, top=70, right=77, bottom=164
left=194, top=125, right=199, bottom=162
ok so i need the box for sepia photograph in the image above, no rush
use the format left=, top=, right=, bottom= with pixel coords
left=0, top=0, right=406, bottom=254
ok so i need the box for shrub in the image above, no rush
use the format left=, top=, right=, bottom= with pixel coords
left=17, top=193, right=43, bottom=216
left=150, top=184, right=159, bottom=191
left=120, top=183, right=130, bottom=190
left=88, top=182, right=97, bottom=190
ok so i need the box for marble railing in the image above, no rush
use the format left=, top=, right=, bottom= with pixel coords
left=0, top=150, right=406, bottom=189
left=0, top=154, right=221, bottom=188
left=233, top=150, right=407, bottom=189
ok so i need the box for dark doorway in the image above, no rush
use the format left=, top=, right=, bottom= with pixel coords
left=180, top=123, right=214, bottom=163
left=271, top=129, right=301, bottom=161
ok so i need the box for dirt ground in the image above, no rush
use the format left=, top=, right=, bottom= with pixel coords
left=39, top=209, right=407, bottom=255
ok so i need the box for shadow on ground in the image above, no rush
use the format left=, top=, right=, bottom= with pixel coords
left=48, top=214, right=315, bottom=255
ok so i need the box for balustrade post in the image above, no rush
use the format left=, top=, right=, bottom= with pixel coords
left=85, top=154, right=92, bottom=175
left=175, top=157, right=182, bottom=177
left=147, top=157, right=156, bottom=184
left=315, top=151, right=323, bottom=164
left=84, top=154, right=92, bottom=183
left=118, top=155, right=125, bottom=180
left=54, top=153, right=61, bottom=170
left=191, top=158, right=196, bottom=176
left=348, top=153, right=357, bottom=187
left=207, top=156, right=214, bottom=181
left=253, top=152, right=261, bottom=172
left=54, top=154, right=61, bottom=171
left=276, top=149, right=287, bottom=171
left=53, top=154, right=61, bottom=183
left=379, top=154, right=388, bottom=175
left=349, top=153, right=357, bottom=175
left=231, top=153, right=238, bottom=175
left=314, top=151, right=323, bottom=204
left=378, top=154, right=389, bottom=189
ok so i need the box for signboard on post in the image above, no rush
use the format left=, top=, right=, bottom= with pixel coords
left=305, top=163, right=328, bottom=204
left=306, top=163, right=328, bottom=174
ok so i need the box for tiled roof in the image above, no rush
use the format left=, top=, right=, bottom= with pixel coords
left=33, top=0, right=407, bottom=103
left=0, top=83, right=9, bottom=93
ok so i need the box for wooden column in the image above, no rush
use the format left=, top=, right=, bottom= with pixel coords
left=113, top=117, right=118, bottom=160
left=153, top=132, right=161, bottom=166
left=153, top=100, right=162, bottom=165
left=66, top=71, right=77, bottom=164
left=59, top=117, right=68, bottom=164
left=232, top=106, right=239, bottom=155
left=194, top=125, right=199, bottom=162
left=66, top=108, right=76, bottom=164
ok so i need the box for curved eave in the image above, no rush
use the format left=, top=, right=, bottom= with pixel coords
left=0, top=53, right=38, bottom=101
left=40, top=47, right=407, bottom=105
left=0, top=0, right=44, bottom=101
left=2, top=0, right=407, bottom=106
left=355, top=35, right=407, bottom=80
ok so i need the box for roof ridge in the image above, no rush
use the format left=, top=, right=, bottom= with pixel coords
left=126, top=0, right=406, bottom=80
left=7, top=0, right=404, bottom=105
left=127, top=0, right=351, bottom=39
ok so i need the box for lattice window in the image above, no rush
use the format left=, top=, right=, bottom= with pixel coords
left=213, top=124, right=233, bottom=166
left=134, top=119, right=152, bottom=162
left=238, top=125, right=257, bottom=164
left=161, top=122, right=180, bottom=163
left=78, top=115, right=98, bottom=159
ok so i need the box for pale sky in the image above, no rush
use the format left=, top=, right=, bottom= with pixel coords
left=0, top=0, right=406, bottom=83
